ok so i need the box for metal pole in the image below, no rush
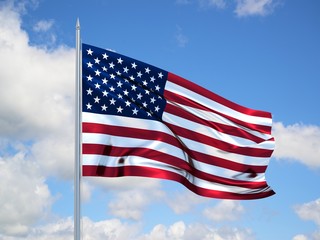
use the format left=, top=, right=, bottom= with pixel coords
left=75, top=18, right=81, bottom=240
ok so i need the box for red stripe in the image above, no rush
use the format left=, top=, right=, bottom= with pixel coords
left=168, top=72, right=272, bottom=119
left=83, top=143, right=269, bottom=189
left=82, top=122, right=267, bottom=173
left=165, top=102, right=268, bottom=143
left=164, top=89, right=272, bottom=135
left=83, top=165, right=275, bottom=200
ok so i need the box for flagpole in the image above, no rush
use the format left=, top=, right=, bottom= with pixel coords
left=75, top=18, right=81, bottom=240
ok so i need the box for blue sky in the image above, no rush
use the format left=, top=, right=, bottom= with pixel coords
left=0, top=0, right=319, bottom=239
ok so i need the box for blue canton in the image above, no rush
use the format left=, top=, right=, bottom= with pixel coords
left=82, top=44, right=167, bottom=120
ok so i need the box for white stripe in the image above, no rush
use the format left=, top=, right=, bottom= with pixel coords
left=166, top=81, right=272, bottom=127
left=83, top=132, right=185, bottom=160
left=83, top=112, right=174, bottom=136
left=163, top=110, right=274, bottom=150
left=83, top=155, right=267, bottom=193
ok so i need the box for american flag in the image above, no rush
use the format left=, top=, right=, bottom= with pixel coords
left=82, top=43, right=275, bottom=199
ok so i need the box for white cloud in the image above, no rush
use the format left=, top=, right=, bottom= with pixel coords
left=0, top=3, right=76, bottom=237
left=165, top=191, right=209, bottom=214
left=294, top=199, right=320, bottom=240
left=313, top=231, right=320, bottom=240
left=0, top=151, right=53, bottom=237
left=0, top=217, right=140, bottom=240
left=0, top=216, right=255, bottom=240
left=176, top=0, right=226, bottom=8
left=272, top=122, right=320, bottom=168
left=295, top=199, right=320, bottom=226
left=175, top=25, right=189, bottom=48
left=0, top=0, right=40, bottom=15
left=292, top=235, right=309, bottom=240
left=108, top=187, right=165, bottom=220
left=33, top=19, right=54, bottom=32
left=234, top=0, right=278, bottom=17
left=0, top=2, right=75, bottom=181
left=30, top=134, right=74, bottom=180
left=82, top=217, right=140, bottom=240
left=203, top=200, right=245, bottom=221
left=81, top=180, right=94, bottom=203
left=80, top=177, right=165, bottom=220
left=140, top=222, right=255, bottom=240
left=175, top=0, right=192, bottom=5
left=199, top=0, right=227, bottom=9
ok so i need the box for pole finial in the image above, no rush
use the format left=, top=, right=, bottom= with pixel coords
left=76, top=18, right=80, bottom=30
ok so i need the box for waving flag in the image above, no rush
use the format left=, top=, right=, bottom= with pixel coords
left=81, top=43, right=275, bottom=199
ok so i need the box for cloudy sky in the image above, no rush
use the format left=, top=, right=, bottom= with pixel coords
left=0, top=0, right=319, bottom=239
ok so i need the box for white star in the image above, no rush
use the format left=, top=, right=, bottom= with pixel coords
left=132, top=108, right=138, bottom=115
left=123, top=66, right=129, bottom=73
left=87, top=62, right=93, bottom=68
left=116, top=71, right=121, bottom=76
left=117, top=94, right=123, bottom=99
left=158, top=72, right=164, bottom=79
left=131, top=85, right=137, bottom=91
left=137, top=71, right=143, bottom=78
left=94, top=83, right=101, bottom=89
left=86, top=88, right=93, bottom=95
left=95, top=69, right=101, bottom=76
left=117, top=106, right=123, bottom=113
left=145, top=89, right=150, bottom=95
left=142, top=102, right=148, bottom=108
left=101, top=104, right=108, bottom=111
left=123, top=90, right=129, bottom=96
left=94, top=96, right=100, bottom=103
left=125, top=100, right=131, bottom=106
left=109, top=62, right=115, bottom=69
left=117, top=57, right=123, bottom=64
left=110, top=73, right=116, bottom=79
left=117, top=81, right=123, bottom=88
left=102, top=53, right=108, bottom=59
left=102, top=66, right=108, bottom=72
left=150, top=76, right=156, bottom=82
left=150, top=97, right=156, bottom=103
left=109, top=86, right=115, bottom=92
left=86, top=75, right=93, bottom=81
left=86, top=103, right=92, bottom=109
left=142, top=80, right=148, bottom=86
left=102, top=90, right=108, bottom=96
left=155, top=85, right=160, bottom=91
left=131, top=62, right=137, bottom=69
left=87, top=49, right=93, bottom=55
left=137, top=93, right=143, bottom=100
left=145, top=67, right=151, bottom=74
left=110, top=98, right=116, bottom=105
left=154, top=106, right=160, bottom=112
left=129, top=75, right=135, bottom=81
left=94, top=57, right=100, bottom=64
left=102, top=78, right=108, bottom=84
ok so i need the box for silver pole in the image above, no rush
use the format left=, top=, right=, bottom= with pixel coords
left=75, top=18, right=81, bottom=240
